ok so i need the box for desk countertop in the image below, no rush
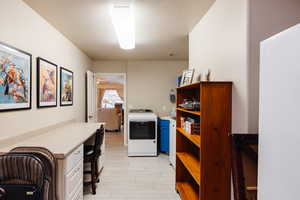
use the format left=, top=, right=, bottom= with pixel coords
left=0, top=122, right=102, bottom=159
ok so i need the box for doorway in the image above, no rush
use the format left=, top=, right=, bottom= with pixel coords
left=95, top=73, right=127, bottom=146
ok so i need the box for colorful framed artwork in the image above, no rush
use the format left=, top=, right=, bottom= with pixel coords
left=37, top=57, right=57, bottom=108
left=0, top=42, right=32, bottom=112
left=60, top=67, right=73, bottom=106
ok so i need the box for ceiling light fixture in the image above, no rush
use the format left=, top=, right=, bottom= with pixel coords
left=110, top=3, right=135, bottom=50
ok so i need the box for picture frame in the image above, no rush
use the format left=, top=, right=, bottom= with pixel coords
left=0, top=42, right=32, bottom=112
left=37, top=57, right=58, bottom=108
left=60, top=67, right=73, bottom=106
left=180, top=69, right=194, bottom=86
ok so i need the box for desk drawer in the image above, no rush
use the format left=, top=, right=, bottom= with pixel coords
left=71, top=184, right=83, bottom=200
left=65, top=145, right=83, bottom=173
left=65, top=159, right=83, bottom=200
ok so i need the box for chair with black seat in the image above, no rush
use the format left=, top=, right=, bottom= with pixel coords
left=0, top=187, right=6, bottom=200
left=84, top=125, right=105, bottom=195
left=0, top=154, right=46, bottom=200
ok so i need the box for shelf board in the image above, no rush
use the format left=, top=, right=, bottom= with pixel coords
left=247, top=186, right=257, bottom=191
left=176, top=108, right=201, bottom=116
left=176, top=182, right=199, bottom=200
left=177, top=152, right=200, bottom=185
left=177, top=128, right=200, bottom=148
left=177, top=82, right=201, bottom=90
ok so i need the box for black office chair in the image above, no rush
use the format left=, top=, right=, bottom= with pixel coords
left=84, top=125, right=105, bottom=195
left=0, top=154, right=46, bottom=200
left=10, top=147, right=57, bottom=200
left=0, top=187, right=6, bottom=200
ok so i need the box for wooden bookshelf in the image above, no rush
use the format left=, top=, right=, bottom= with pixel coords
left=177, top=82, right=201, bottom=90
left=176, top=107, right=201, bottom=116
left=177, top=152, right=200, bottom=185
left=177, top=128, right=200, bottom=148
left=176, top=82, right=232, bottom=200
left=176, top=182, right=199, bottom=200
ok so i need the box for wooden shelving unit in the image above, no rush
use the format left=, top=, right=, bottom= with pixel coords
left=176, top=107, right=201, bottom=116
left=176, top=182, right=199, bottom=200
left=177, top=152, right=200, bottom=185
left=177, top=128, right=200, bottom=148
left=176, top=82, right=232, bottom=200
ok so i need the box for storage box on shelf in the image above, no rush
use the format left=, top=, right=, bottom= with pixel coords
left=176, top=82, right=232, bottom=200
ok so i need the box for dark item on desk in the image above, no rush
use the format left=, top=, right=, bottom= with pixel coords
left=0, top=154, right=46, bottom=200
left=84, top=125, right=105, bottom=195
left=231, top=134, right=258, bottom=200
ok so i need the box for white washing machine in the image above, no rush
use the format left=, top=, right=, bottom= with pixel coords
left=128, top=109, right=157, bottom=157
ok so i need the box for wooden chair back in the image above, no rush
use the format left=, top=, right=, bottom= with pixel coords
left=231, top=134, right=258, bottom=200
left=93, top=125, right=105, bottom=158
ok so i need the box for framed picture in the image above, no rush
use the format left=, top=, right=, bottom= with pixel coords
left=0, top=42, right=32, bottom=112
left=37, top=57, right=57, bottom=108
left=180, top=69, right=194, bottom=86
left=60, top=67, right=73, bottom=106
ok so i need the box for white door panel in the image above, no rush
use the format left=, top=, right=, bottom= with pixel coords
left=86, top=70, right=96, bottom=123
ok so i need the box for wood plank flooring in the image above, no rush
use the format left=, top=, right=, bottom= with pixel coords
left=84, top=133, right=180, bottom=200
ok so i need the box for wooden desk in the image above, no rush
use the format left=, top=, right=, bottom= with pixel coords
left=0, top=122, right=105, bottom=200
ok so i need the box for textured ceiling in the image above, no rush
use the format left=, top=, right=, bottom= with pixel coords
left=23, top=0, right=214, bottom=60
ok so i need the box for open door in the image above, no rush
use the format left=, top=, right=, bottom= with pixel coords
left=85, top=71, right=105, bottom=178
left=86, top=70, right=97, bottom=123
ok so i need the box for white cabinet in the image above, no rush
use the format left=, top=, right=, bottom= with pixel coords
left=169, top=119, right=176, bottom=167
left=57, top=145, right=84, bottom=200
left=259, top=24, right=300, bottom=200
left=65, top=145, right=84, bottom=173
left=64, top=145, right=83, bottom=200
left=71, top=184, right=83, bottom=200
left=65, top=160, right=83, bottom=200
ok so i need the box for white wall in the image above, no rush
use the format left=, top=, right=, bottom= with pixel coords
left=0, top=0, right=92, bottom=140
left=248, top=0, right=300, bottom=133
left=92, top=60, right=187, bottom=116
left=189, top=0, right=249, bottom=133
left=189, top=0, right=300, bottom=133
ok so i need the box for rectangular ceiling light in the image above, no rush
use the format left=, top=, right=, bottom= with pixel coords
left=110, top=4, right=135, bottom=50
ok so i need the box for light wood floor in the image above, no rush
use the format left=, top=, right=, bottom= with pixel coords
left=84, top=133, right=180, bottom=200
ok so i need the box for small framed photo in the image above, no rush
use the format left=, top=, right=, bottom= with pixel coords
left=60, top=67, right=73, bottom=106
left=180, top=69, right=194, bottom=86
left=0, top=42, right=32, bottom=112
left=37, top=57, right=57, bottom=108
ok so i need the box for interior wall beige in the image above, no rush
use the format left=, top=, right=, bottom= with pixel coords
left=92, top=60, right=187, bottom=116
left=189, top=0, right=249, bottom=133
left=248, top=0, right=300, bottom=133
left=0, top=0, right=92, bottom=140
left=93, top=61, right=127, bottom=73
left=127, top=61, right=186, bottom=116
